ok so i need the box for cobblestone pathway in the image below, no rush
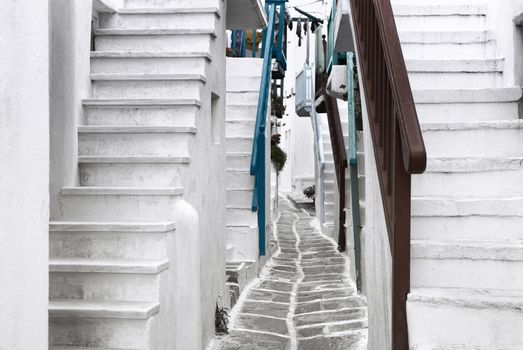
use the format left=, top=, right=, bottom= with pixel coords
left=211, top=199, right=368, bottom=350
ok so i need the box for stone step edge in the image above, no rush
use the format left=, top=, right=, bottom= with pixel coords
left=412, top=195, right=523, bottom=217
left=49, top=300, right=160, bottom=319
left=118, top=6, right=222, bottom=18
left=425, top=157, right=523, bottom=173
left=78, top=125, right=197, bottom=134
left=50, top=258, right=170, bottom=274
left=393, top=4, right=487, bottom=16
left=412, top=239, right=523, bottom=261
left=50, top=221, right=176, bottom=232
left=79, top=156, right=191, bottom=164
left=414, top=87, right=522, bottom=104
left=405, top=58, right=504, bottom=72
left=91, top=50, right=212, bottom=61
left=61, top=186, right=184, bottom=196
left=421, top=119, right=523, bottom=131
left=95, top=28, right=217, bottom=39
left=408, top=287, right=523, bottom=312
left=82, top=98, right=202, bottom=107
left=90, top=73, right=207, bottom=83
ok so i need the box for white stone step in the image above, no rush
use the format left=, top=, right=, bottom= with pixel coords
left=394, top=4, right=487, bottom=32
left=50, top=258, right=169, bottom=274
left=411, top=240, right=523, bottom=290
left=414, top=87, right=521, bottom=104
left=50, top=258, right=167, bottom=302
left=49, top=301, right=157, bottom=348
left=400, top=32, right=495, bottom=59
left=78, top=126, right=196, bottom=157
left=226, top=78, right=262, bottom=93
left=124, top=0, right=221, bottom=9
left=79, top=156, right=189, bottom=187
left=91, top=75, right=205, bottom=100
left=226, top=91, right=260, bottom=105
left=421, top=120, right=523, bottom=158
left=414, top=157, right=523, bottom=197
left=226, top=119, right=255, bottom=137
left=412, top=195, right=523, bottom=241
left=226, top=169, right=254, bottom=189
left=226, top=136, right=254, bottom=153
left=408, top=287, right=523, bottom=349
left=227, top=189, right=254, bottom=208
left=58, top=187, right=183, bottom=221
left=83, top=98, right=201, bottom=128
left=90, top=51, right=211, bottom=76
left=50, top=221, right=175, bottom=260
left=51, top=347, right=146, bottom=350
left=99, top=7, right=220, bottom=30
left=226, top=152, right=251, bottom=170
left=94, top=29, right=215, bottom=52
left=406, top=58, right=504, bottom=89
left=226, top=207, right=257, bottom=226
left=226, top=104, right=258, bottom=121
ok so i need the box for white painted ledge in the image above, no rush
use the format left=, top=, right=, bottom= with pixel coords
left=227, top=0, right=267, bottom=30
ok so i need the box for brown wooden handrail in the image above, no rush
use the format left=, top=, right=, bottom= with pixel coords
left=348, top=0, right=427, bottom=349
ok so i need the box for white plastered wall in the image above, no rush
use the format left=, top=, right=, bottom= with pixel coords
left=0, top=1, right=50, bottom=349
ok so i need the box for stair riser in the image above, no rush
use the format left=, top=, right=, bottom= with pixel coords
left=84, top=105, right=199, bottom=128
left=412, top=216, right=523, bottom=241
left=91, top=57, right=208, bottom=76
left=50, top=231, right=169, bottom=260
left=92, top=80, right=203, bottom=100
left=226, top=171, right=254, bottom=189
left=400, top=42, right=495, bottom=59
left=226, top=120, right=256, bottom=137
left=226, top=104, right=258, bottom=121
left=412, top=259, right=523, bottom=290
left=226, top=208, right=257, bottom=226
left=226, top=91, right=259, bottom=105
left=95, top=34, right=213, bottom=52
left=423, top=128, right=523, bottom=157
left=124, top=0, right=221, bottom=8
left=226, top=154, right=251, bottom=169
left=416, top=101, right=519, bottom=123
left=50, top=272, right=161, bottom=302
left=225, top=76, right=262, bottom=92
left=408, top=72, right=502, bottom=90
left=395, top=15, right=486, bottom=32
left=80, top=163, right=186, bottom=187
left=59, top=195, right=181, bottom=221
left=99, top=12, right=218, bottom=30
left=226, top=138, right=253, bottom=153
left=226, top=226, right=258, bottom=261
left=78, top=133, right=192, bottom=157
left=227, top=190, right=253, bottom=208
left=50, top=317, right=151, bottom=349
left=408, top=300, right=523, bottom=349
left=413, top=168, right=523, bottom=196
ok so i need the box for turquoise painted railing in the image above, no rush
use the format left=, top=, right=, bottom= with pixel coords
left=251, top=0, right=287, bottom=256
left=346, top=52, right=362, bottom=291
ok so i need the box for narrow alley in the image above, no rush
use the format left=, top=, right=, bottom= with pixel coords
left=211, top=199, right=368, bottom=350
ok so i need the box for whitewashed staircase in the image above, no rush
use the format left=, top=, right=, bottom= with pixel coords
left=49, top=1, right=224, bottom=349
left=390, top=1, right=523, bottom=348
left=224, top=58, right=262, bottom=266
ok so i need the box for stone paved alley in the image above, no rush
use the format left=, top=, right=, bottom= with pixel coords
left=211, top=199, right=368, bottom=350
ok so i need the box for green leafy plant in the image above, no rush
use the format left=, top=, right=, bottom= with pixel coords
left=303, top=185, right=316, bottom=202
left=215, top=304, right=229, bottom=335
left=271, top=144, right=287, bottom=174
left=271, top=95, right=286, bottom=117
